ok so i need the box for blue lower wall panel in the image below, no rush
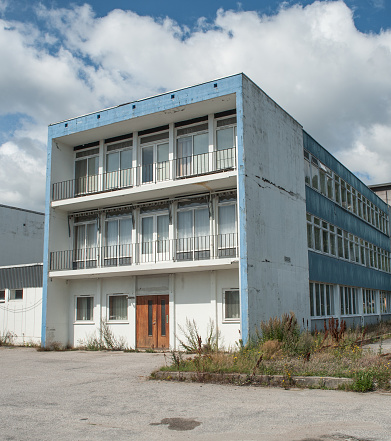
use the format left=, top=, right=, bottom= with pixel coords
left=308, top=251, right=391, bottom=290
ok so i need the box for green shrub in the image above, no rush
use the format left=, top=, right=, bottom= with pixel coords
left=351, top=370, right=374, bottom=392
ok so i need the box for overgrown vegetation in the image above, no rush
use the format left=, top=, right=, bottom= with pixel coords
left=162, top=313, right=391, bottom=392
left=78, top=320, right=130, bottom=351
left=0, top=331, right=16, bottom=346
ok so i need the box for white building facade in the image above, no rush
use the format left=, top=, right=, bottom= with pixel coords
left=43, top=74, right=391, bottom=349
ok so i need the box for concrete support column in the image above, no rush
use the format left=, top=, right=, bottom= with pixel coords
left=169, top=123, right=175, bottom=180
left=210, top=270, right=218, bottom=347
left=208, top=114, right=214, bottom=172
left=169, top=273, right=175, bottom=350
left=129, top=276, right=136, bottom=349
left=99, top=140, right=104, bottom=192
left=132, top=131, right=138, bottom=186
left=335, top=284, right=341, bottom=322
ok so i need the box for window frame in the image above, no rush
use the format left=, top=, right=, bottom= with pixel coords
left=176, top=122, right=209, bottom=177
left=223, top=288, right=240, bottom=322
left=105, top=140, right=133, bottom=190
left=75, top=296, right=94, bottom=322
left=107, top=294, right=129, bottom=322
left=140, top=132, right=170, bottom=184
left=9, top=289, right=23, bottom=301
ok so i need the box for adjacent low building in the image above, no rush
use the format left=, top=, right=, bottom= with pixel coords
left=43, top=73, right=391, bottom=350
left=0, top=205, right=44, bottom=344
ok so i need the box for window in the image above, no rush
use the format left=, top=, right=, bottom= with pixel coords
left=177, top=122, right=209, bottom=177
left=177, top=201, right=210, bottom=260
left=9, top=289, right=23, bottom=301
left=76, top=296, right=93, bottom=321
left=105, top=140, right=133, bottom=190
left=108, top=295, right=128, bottom=321
left=363, top=289, right=377, bottom=315
left=140, top=208, right=169, bottom=262
left=216, top=116, right=236, bottom=170
left=0, top=290, right=5, bottom=302
left=73, top=216, right=98, bottom=269
left=303, top=150, right=389, bottom=234
left=75, top=147, right=99, bottom=195
left=140, top=132, right=169, bottom=183
left=340, top=286, right=358, bottom=316
left=224, top=289, right=240, bottom=321
left=309, top=282, right=334, bottom=317
left=104, top=212, right=132, bottom=266
left=218, top=198, right=237, bottom=257
left=381, top=291, right=391, bottom=314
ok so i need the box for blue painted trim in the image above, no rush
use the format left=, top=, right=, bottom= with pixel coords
left=308, top=251, right=391, bottom=290
left=49, top=74, right=244, bottom=140
left=304, top=132, right=389, bottom=212
left=236, top=77, right=248, bottom=345
left=41, top=134, right=52, bottom=347
left=306, top=187, right=391, bottom=250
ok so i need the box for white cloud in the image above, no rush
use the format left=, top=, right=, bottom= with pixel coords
left=0, top=140, right=46, bottom=211
left=1, top=1, right=391, bottom=210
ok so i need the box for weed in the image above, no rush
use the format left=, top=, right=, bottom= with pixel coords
left=177, top=318, right=220, bottom=353
left=161, top=315, right=391, bottom=392
left=0, top=331, right=16, bottom=346
left=78, top=320, right=130, bottom=351
left=351, top=370, right=375, bottom=392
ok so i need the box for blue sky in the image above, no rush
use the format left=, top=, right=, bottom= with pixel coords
left=0, top=0, right=390, bottom=211
left=4, top=0, right=390, bottom=33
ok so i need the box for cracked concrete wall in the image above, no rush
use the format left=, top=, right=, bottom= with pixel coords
left=238, top=77, right=310, bottom=340
left=0, top=205, right=44, bottom=266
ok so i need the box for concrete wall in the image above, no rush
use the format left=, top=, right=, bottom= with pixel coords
left=0, top=205, right=44, bottom=266
left=62, top=269, right=239, bottom=349
left=0, top=287, right=42, bottom=344
left=238, top=76, right=310, bottom=342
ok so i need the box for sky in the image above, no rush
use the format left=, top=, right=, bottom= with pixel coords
left=0, top=0, right=390, bottom=212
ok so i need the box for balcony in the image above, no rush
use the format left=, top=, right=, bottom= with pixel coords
left=52, top=148, right=236, bottom=202
left=49, top=233, right=238, bottom=272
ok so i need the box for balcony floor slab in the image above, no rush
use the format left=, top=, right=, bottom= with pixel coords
left=51, top=172, right=237, bottom=211
left=48, top=258, right=239, bottom=279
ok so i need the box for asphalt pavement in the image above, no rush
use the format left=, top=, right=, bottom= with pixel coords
left=0, top=347, right=390, bottom=441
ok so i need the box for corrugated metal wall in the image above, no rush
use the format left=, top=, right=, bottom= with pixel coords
left=0, top=264, right=43, bottom=289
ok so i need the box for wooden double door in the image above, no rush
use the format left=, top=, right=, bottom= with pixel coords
left=136, top=295, right=169, bottom=349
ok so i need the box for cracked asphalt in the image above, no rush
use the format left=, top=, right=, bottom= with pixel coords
left=0, top=347, right=390, bottom=441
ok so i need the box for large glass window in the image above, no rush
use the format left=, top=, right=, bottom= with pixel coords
left=340, top=286, right=358, bottom=316
left=106, top=141, right=133, bottom=189
left=218, top=200, right=237, bottom=258
left=108, top=295, right=128, bottom=321
left=141, top=210, right=169, bottom=262
left=75, top=148, right=99, bottom=195
left=141, top=139, right=169, bottom=184
left=73, top=217, right=97, bottom=269
left=76, top=296, right=93, bottom=321
left=177, top=203, right=210, bottom=260
left=104, top=213, right=132, bottom=266
left=309, top=282, right=334, bottom=317
left=363, top=289, right=377, bottom=314
left=0, top=290, right=5, bottom=302
left=381, top=291, right=391, bottom=314
left=177, top=123, right=209, bottom=177
left=216, top=120, right=236, bottom=170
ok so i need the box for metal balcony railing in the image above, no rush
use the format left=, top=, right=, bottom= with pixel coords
left=51, top=148, right=236, bottom=201
left=49, top=233, right=238, bottom=271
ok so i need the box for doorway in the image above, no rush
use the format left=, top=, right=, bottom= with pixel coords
left=136, top=295, right=169, bottom=349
